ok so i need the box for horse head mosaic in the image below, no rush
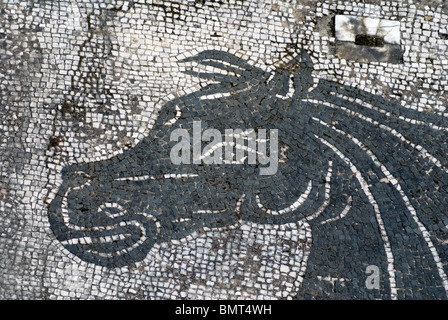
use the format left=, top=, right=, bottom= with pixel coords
left=48, top=49, right=448, bottom=299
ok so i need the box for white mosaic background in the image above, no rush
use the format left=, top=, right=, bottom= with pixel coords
left=1, top=0, right=447, bottom=299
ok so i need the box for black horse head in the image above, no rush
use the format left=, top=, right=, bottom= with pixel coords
left=48, top=49, right=448, bottom=299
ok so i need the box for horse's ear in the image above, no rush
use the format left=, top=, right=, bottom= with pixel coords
left=290, top=51, right=314, bottom=97
left=178, top=50, right=266, bottom=85
left=179, top=50, right=256, bottom=72
left=299, top=51, right=313, bottom=78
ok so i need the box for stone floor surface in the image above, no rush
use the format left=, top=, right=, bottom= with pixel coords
left=0, top=0, right=448, bottom=300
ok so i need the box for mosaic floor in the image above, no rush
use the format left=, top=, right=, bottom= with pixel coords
left=1, top=0, right=448, bottom=300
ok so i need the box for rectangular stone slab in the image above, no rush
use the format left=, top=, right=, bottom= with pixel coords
left=335, top=15, right=401, bottom=45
